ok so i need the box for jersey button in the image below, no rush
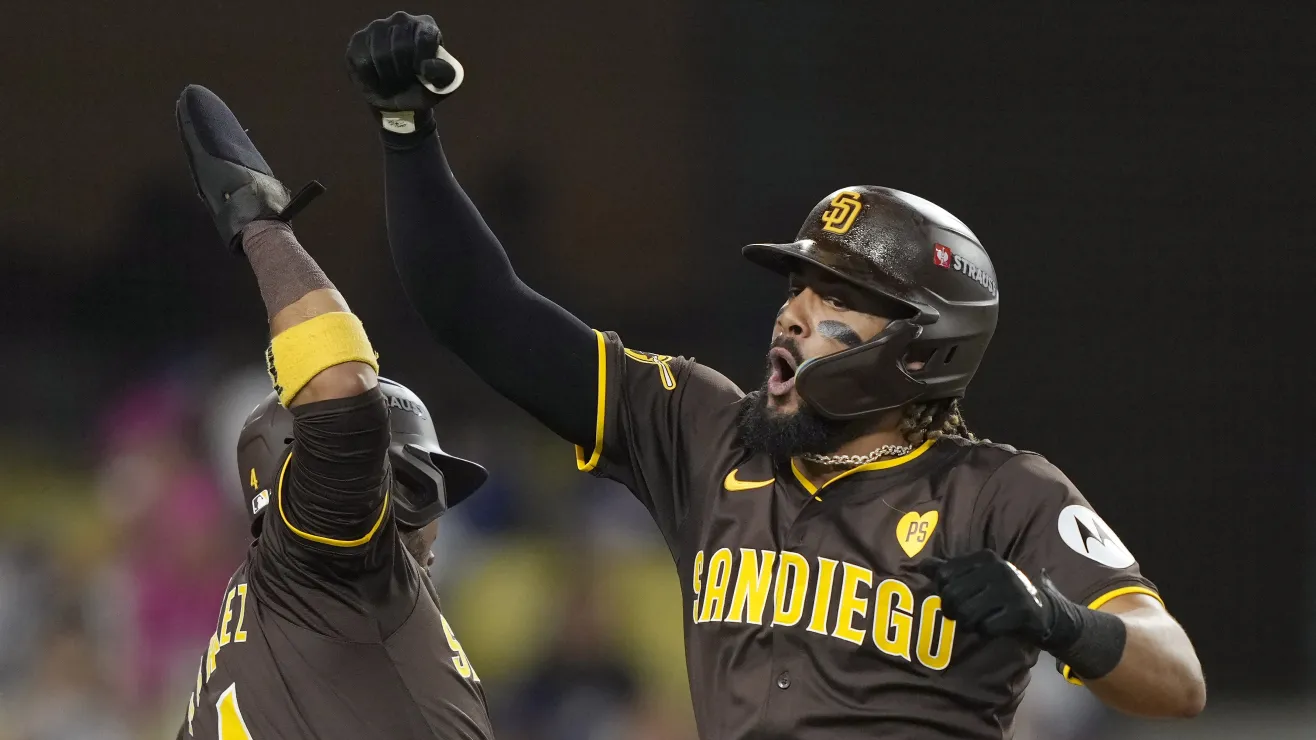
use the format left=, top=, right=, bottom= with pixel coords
left=776, top=671, right=791, bottom=690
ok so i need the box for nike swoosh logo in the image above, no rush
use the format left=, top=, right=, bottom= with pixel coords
left=724, top=469, right=775, bottom=491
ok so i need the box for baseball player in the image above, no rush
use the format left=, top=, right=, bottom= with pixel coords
left=345, top=12, right=1206, bottom=739
left=173, top=84, right=493, bottom=739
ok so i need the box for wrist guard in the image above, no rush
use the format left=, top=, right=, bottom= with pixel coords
left=267, top=312, right=379, bottom=406
left=1037, top=575, right=1128, bottom=681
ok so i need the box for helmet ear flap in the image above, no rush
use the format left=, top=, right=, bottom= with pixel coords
left=796, top=320, right=927, bottom=419
left=237, top=391, right=293, bottom=537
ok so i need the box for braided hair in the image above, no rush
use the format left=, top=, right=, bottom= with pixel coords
left=898, top=398, right=984, bottom=445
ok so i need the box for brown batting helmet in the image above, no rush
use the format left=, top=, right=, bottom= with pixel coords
left=235, top=378, right=487, bottom=535
left=743, top=186, right=999, bottom=418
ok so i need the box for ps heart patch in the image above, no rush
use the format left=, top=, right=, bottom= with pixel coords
left=896, top=511, right=939, bottom=557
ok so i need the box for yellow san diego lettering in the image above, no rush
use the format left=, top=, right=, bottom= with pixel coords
left=832, top=562, right=874, bottom=646
left=691, top=550, right=705, bottom=623
left=806, top=557, right=840, bottom=635
left=698, top=548, right=734, bottom=623
left=773, top=551, right=810, bottom=626
left=690, top=549, right=956, bottom=671
left=873, top=578, right=915, bottom=661
left=725, top=549, right=776, bottom=625
left=917, top=595, right=956, bottom=671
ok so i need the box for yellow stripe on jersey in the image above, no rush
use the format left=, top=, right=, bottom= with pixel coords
left=1061, top=586, right=1164, bottom=685
left=575, top=329, right=609, bottom=472
left=276, top=451, right=389, bottom=547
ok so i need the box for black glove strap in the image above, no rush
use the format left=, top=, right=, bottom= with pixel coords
left=277, top=181, right=327, bottom=223
left=1038, top=578, right=1127, bottom=680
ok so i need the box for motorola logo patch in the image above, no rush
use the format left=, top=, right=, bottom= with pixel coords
left=1057, top=505, right=1136, bottom=569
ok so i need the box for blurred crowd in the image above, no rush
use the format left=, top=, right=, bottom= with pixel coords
left=0, top=359, right=1115, bottom=740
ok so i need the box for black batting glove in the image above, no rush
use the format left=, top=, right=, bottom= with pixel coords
left=919, top=549, right=1127, bottom=680
left=919, top=550, right=1067, bottom=647
left=175, top=85, right=324, bottom=253
left=345, top=11, right=463, bottom=138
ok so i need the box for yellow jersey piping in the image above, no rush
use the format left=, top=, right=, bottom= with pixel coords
left=574, top=329, right=608, bottom=472
left=791, top=438, right=936, bottom=497
left=276, top=451, right=389, bottom=547
left=1061, top=585, right=1164, bottom=685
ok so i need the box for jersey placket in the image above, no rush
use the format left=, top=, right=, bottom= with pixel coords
left=757, top=471, right=829, bottom=735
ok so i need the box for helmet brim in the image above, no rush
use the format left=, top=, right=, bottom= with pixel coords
left=423, top=448, right=489, bottom=509
left=742, top=241, right=932, bottom=322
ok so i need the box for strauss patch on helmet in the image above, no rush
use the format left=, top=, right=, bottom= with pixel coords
left=388, top=394, right=427, bottom=419
left=935, top=243, right=997, bottom=296
left=951, top=254, right=998, bottom=296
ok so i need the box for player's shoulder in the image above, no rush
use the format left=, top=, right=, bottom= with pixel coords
left=938, top=436, right=1075, bottom=503
left=604, top=330, right=745, bottom=401
left=939, top=435, right=1055, bottom=475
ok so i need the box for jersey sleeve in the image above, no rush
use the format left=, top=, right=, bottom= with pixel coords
left=261, top=387, right=397, bottom=569
left=574, top=330, right=744, bottom=541
left=975, top=453, right=1161, bottom=682
left=978, top=453, right=1159, bottom=605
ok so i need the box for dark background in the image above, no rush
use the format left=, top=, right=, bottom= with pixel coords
left=1, top=1, right=1311, bottom=734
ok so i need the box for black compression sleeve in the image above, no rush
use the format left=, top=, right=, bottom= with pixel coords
left=282, top=388, right=390, bottom=542
left=382, top=130, right=598, bottom=448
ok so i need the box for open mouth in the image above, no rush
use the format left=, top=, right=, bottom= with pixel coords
left=767, top=346, right=799, bottom=398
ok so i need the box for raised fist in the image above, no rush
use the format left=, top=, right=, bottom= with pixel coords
left=345, top=11, right=464, bottom=133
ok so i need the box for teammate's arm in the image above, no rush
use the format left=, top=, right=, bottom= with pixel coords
left=345, top=12, right=597, bottom=449
left=178, top=85, right=389, bottom=546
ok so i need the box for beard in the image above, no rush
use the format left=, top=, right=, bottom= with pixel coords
left=400, top=529, right=431, bottom=567
left=736, top=339, right=872, bottom=458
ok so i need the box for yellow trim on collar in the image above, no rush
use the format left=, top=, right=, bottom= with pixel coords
left=791, top=439, right=936, bottom=497
left=276, top=451, right=389, bottom=547
left=574, top=329, right=608, bottom=472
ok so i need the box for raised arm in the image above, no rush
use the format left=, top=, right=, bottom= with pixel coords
left=178, top=85, right=390, bottom=550
left=347, top=12, right=598, bottom=448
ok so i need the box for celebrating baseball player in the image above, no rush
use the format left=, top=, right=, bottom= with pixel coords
left=345, top=11, right=1205, bottom=739
left=174, top=84, right=493, bottom=739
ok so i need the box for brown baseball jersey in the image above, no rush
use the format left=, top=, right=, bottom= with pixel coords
left=575, top=331, right=1159, bottom=740
left=179, top=389, right=493, bottom=740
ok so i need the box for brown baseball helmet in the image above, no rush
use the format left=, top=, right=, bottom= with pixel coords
left=235, top=378, right=487, bottom=535
left=743, top=186, right=999, bottom=418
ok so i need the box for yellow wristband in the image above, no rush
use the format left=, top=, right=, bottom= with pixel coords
left=266, top=312, right=380, bottom=406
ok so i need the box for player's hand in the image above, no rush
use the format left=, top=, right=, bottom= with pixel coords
left=345, top=11, right=463, bottom=135
left=176, top=85, right=324, bottom=252
left=919, top=549, right=1067, bottom=646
